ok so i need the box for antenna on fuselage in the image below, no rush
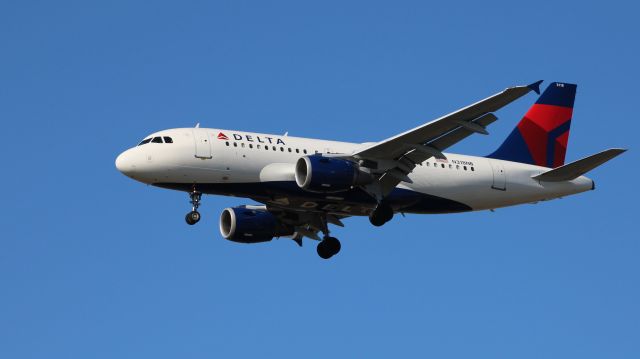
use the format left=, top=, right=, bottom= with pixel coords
left=195, top=123, right=200, bottom=128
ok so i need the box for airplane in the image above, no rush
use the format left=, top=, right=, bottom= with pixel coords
left=115, top=81, right=625, bottom=259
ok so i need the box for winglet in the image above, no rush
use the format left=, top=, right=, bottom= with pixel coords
left=528, top=80, right=544, bottom=95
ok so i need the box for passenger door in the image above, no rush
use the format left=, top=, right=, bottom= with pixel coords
left=490, top=160, right=506, bottom=190
left=193, top=129, right=212, bottom=159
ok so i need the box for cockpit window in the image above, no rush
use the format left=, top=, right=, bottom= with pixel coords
left=163, top=137, right=173, bottom=143
left=138, top=138, right=152, bottom=146
left=151, top=137, right=163, bottom=143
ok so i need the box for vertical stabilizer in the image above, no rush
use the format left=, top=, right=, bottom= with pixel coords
left=488, top=82, right=577, bottom=168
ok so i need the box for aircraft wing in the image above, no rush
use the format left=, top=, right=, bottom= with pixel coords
left=352, top=81, right=542, bottom=194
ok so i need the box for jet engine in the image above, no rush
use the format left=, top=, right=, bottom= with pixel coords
left=219, top=206, right=294, bottom=243
left=294, top=155, right=373, bottom=193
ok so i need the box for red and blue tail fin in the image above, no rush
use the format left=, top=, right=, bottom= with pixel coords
left=487, top=82, right=577, bottom=168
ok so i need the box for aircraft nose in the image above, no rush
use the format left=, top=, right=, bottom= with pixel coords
left=115, top=150, right=135, bottom=176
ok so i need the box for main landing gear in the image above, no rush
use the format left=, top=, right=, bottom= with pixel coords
left=316, top=217, right=341, bottom=259
left=368, top=201, right=394, bottom=227
left=185, top=188, right=202, bottom=225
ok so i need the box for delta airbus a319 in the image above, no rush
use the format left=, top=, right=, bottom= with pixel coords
left=116, top=81, right=625, bottom=259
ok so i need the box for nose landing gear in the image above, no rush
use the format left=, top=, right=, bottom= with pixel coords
left=185, top=188, right=202, bottom=225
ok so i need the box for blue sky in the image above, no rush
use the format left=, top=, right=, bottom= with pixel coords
left=1, top=1, right=638, bottom=357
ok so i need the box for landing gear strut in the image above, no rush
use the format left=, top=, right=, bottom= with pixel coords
left=316, top=216, right=341, bottom=259
left=185, top=188, right=202, bottom=225
left=369, top=201, right=394, bottom=227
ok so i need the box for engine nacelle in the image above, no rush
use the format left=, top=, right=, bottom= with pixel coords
left=294, top=155, right=373, bottom=193
left=219, top=207, right=294, bottom=243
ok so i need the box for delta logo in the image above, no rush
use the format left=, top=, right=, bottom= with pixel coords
left=217, top=132, right=286, bottom=145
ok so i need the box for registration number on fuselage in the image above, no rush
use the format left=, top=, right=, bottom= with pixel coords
left=450, top=159, right=474, bottom=166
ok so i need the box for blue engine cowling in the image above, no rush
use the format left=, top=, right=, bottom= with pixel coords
left=295, top=155, right=372, bottom=193
left=219, top=206, right=294, bottom=243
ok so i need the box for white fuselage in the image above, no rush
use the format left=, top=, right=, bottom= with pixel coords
left=115, top=128, right=594, bottom=216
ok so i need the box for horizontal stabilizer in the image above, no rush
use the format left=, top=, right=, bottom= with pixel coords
left=532, top=148, right=626, bottom=182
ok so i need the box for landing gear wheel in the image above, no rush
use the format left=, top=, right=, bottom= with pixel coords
left=369, top=212, right=386, bottom=227
left=369, top=202, right=394, bottom=227
left=316, top=236, right=341, bottom=259
left=324, top=236, right=341, bottom=255
left=317, top=241, right=332, bottom=259
left=185, top=211, right=201, bottom=225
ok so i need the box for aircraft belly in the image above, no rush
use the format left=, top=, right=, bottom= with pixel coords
left=153, top=180, right=473, bottom=216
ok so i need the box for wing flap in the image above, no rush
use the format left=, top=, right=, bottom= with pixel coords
left=532, top=148, right=626, bottom=182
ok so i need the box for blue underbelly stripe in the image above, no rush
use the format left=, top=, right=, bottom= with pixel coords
left=153, top=181, right=472, bottom=215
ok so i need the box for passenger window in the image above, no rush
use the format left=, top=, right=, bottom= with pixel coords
left=257, top=144, right=261, bottom=149
left=249, top=144, right=253, bottom=149
left=152, top=137, right=163, bottom=143
left=426, top=162, right=429, bottom=167
left=296, top=149, right=300, bottom=153
left=471, top=167, right=475, bottom=171
left=233, top=142, right=237, bottom=147
left=441, top=163, right=445, bottom=168
left=280, top=147, right=284, bottom=152
left=463, top=166, right=467, bottom=171
left=138, top=138, right=152, bottom=146
left=225, top=141, right=229, bottom=146
left=456, top=165, right=460, bottom=170
left=303, top=149, right=307, bottom=154
left=265, top=146, right=269, bottom=151
left=288, top=148, right=292, bottom=152
left=163, top=137, right=173, bottom=143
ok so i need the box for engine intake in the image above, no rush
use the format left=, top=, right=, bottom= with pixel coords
left=219, top=207, right=294, bottom=243
left=294, top=155, right=372, bottom=193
